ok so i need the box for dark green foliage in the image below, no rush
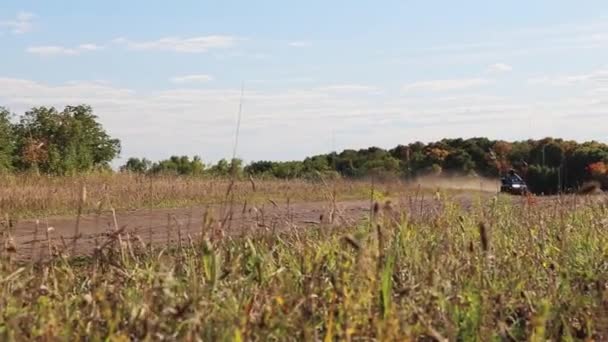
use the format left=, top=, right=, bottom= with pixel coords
left=120, top=157, right=152, bottom=173
left=530, top=140, right=564, bottom=168
left=563, top=142, right=608, bottom=189
left=1, top=105, right=120, bottom=175
left=240, top=137, right=608, bottom=194
left=149, top=156, right=205, bottom=175
left=244, top=160, right=303, bottom=178
left=0, top=107, right=15, bottom=172
left=526, top=165, right=560, bottom=194
left=127, top=156, right=243, bottom=177
left=302, top=155, right=331, bottom=174
left=244, top=160, right=275, bottom=175
left=208, top=158, right=243, bottom=177
left=443, top=150, right=475, bottom=173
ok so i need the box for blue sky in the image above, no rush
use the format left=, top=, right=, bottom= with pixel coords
left=1, top=1, right=607, bottom=166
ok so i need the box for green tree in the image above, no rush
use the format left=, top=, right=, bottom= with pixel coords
left=0, top=107, right=15, bottom=172
left=527, top=165, right=560, bottom=194
left=508, top=141, right=533, bottom=168
left=229, top=158, right=243, bottom=177
left=208, top=158, right=243, bottom=177
left=335, top=150, right=359, bottom=177
left=564, top=143, right=608, bottom=189
left=120, top=157, right=152, bottom=173
left=14, top=105, right=121, bottom=174
left=272, top=161, right=303, bottom=178
left=245, top=161, right=275, bottom=175
left=443, top=150, right=475, bottom=173
left=462, top=138, right=494, bottom=175
left=302, top=155, right=330, bottom=174
left=530, top=139, right=564, bottom=168
left=150, top=155, right=205, bottom=175
left=209, top=159, right=230, bottom=175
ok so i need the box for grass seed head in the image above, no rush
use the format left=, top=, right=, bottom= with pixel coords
left=6, top=236, right=17, bottom=253
left=373, top=201, right=380, bottom=215
left=38, top=285, right=49, bottom=296
left=478, top=222, right=490, bottom=253
left=341, top=235, right=361, bottom=251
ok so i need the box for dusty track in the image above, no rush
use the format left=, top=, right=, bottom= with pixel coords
left=6, top=191, right=600, bottom=262
left=9, top=199, right=374, bottom=261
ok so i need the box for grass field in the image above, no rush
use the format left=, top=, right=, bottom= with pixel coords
left=1, top=176, right=607, bottom=340
left=0, top=173, right=400, bottom=219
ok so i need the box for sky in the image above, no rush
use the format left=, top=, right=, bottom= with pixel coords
left=1, top=1, right=607, bottom=166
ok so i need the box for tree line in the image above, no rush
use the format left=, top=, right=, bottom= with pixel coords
left=124, top=138, right=608, bottom=194
left=2, top=105, right=608, bottom=194
left=240, top=138, right=608, bottom=194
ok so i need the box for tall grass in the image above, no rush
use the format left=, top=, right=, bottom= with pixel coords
left=1, top=191, right=606, bottom=340
left=0, top=173, right=401, bottom=219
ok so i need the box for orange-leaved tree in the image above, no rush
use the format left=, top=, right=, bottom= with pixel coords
left=586, top=161, right=608, bottom=189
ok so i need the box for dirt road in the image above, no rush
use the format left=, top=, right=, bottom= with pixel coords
left=7, top=191, right=589, bottom=262
left=8, top=199, right=377, bottom=261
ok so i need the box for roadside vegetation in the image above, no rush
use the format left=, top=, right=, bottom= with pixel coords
left=124, top=138, right=608, bottom=195
left=0, top=174, right=400, bottom=219
left=1, top=192, right=606, bottom=340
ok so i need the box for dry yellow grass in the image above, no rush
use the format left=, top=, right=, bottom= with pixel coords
left=0, top=173, right=409, bottom=219
left=1, top=188, right=606, bottom=340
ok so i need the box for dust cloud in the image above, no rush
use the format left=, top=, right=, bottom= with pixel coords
left=407, top=175, right=500, bottom=193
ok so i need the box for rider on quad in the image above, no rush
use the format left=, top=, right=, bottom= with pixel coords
left=500, top=169, right=528, bottom=195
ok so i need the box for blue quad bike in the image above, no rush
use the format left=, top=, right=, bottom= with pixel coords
left=500, top=171, right=529, bottom=195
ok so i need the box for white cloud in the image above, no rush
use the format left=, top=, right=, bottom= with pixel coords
left=528, top=69, right=608, bottom=86
left=317, top=84, right=379, bottom=93
left=288, top=41, right=312, bottom=48
left=0, top=11, right=35, bottom=34
left=78, top=43, right=103, bottom=51
left=170, top=74, right=214, bottom=84
left=116, top=35, right=237, bottom=53
left=388, top=20, right=608, bottom=69
left=247, top=77, right=315, bottom=85
left=592, top=87, right=608, bottom=94
left=487, top=63, right=513, bottom=73
left=26, top=46, right=79, bottom=56
left=0, top=78, right=135, bottom=109
left=111, top=37, right=128, bottom=44
left=513, top=21, right=608, bottom=45
left=1, top=77, right=606, bottom=165
left=425, top=42, right=505, bottom=53
left=402, top=78, right=491, bottom=92
left=27, top=43, right=104, bottom=56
